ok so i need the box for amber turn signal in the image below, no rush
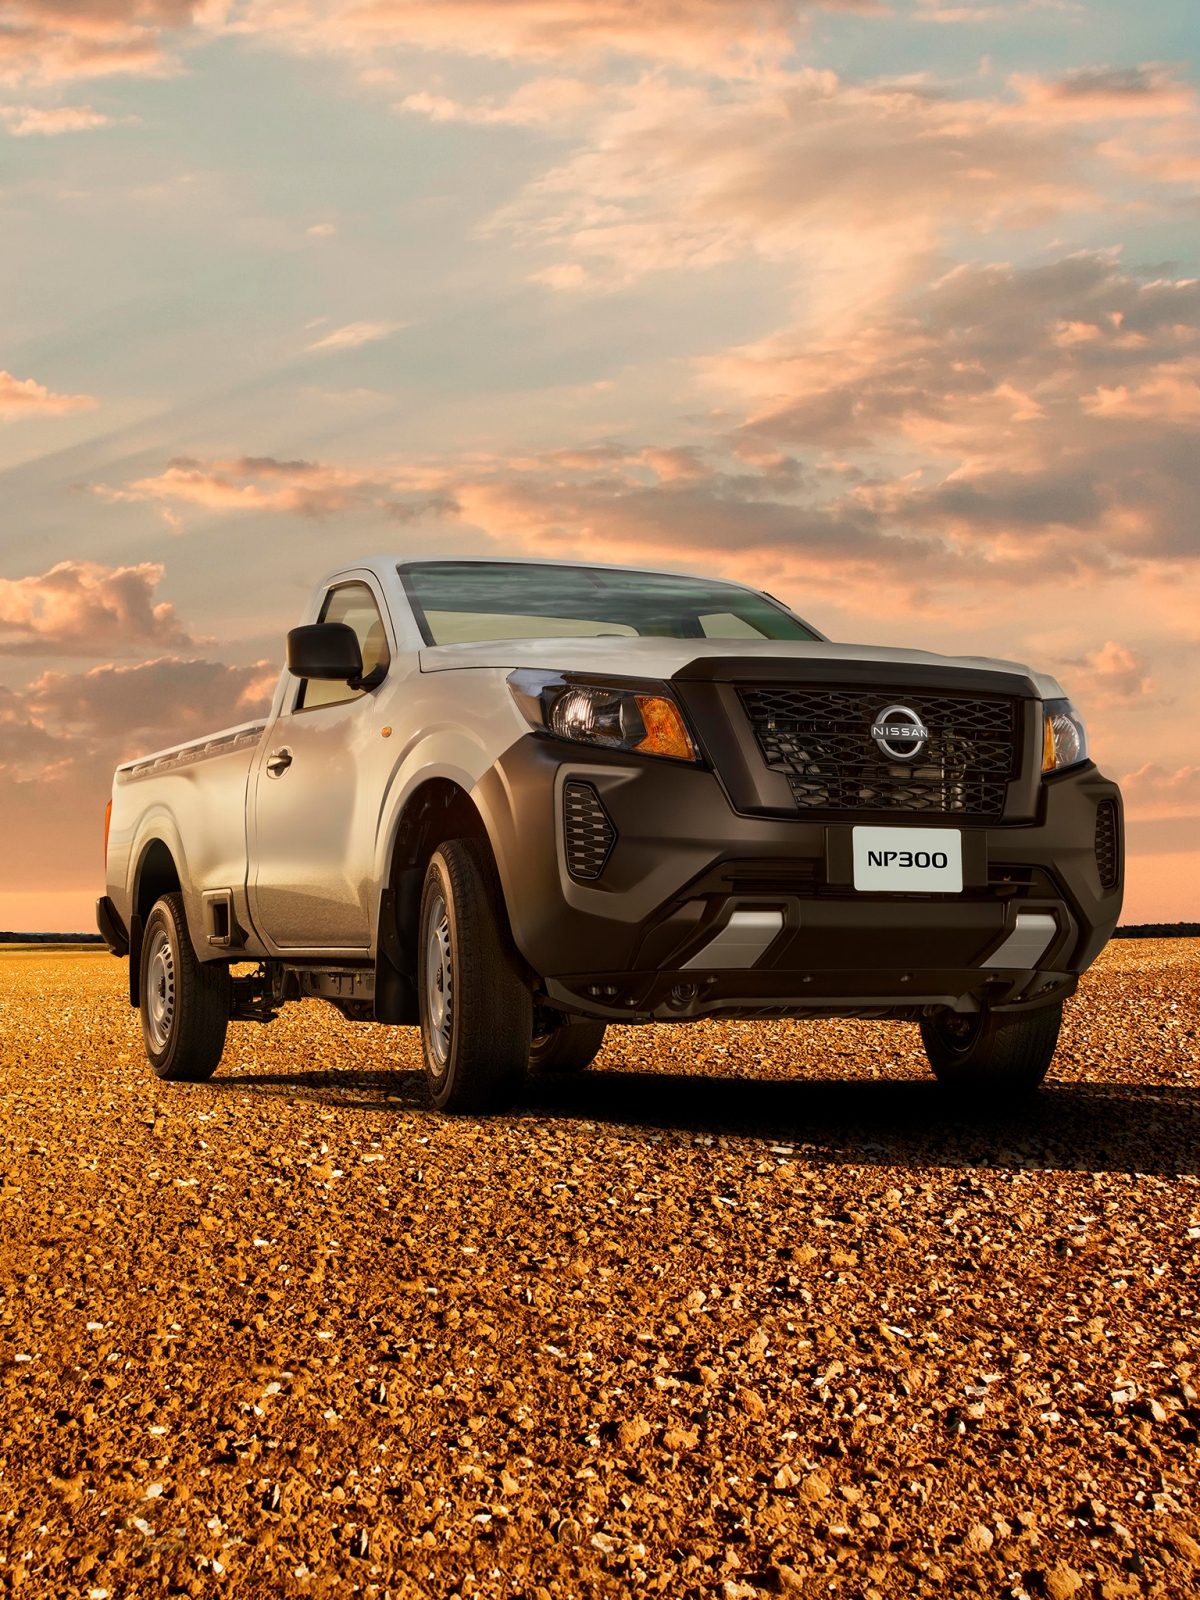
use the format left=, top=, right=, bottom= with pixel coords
left=634, top=695, right=697, bottom=762
left=1042, top=715, right=1057, bottom=774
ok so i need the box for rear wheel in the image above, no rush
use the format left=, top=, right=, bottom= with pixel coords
left=418, top=839, right=532, bottom=1113
left=920, top=1000, right=1063, bottom=1097
left=529, top=1017, right=607, bottom=1074
left=139, top=892, right=230, bottom=1081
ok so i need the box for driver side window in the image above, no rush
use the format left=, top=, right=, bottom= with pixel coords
left=298, top=582, right=391, bottom=711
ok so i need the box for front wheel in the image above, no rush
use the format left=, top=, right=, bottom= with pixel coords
left=139, top=892, right=230, bottom=1081
left=920, top=1000, right=1063, bottom=1097
left=418, top=840, right=532, bottom=1113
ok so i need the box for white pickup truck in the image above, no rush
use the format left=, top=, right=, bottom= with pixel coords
left=98, top=556, right=1123, bottom=1111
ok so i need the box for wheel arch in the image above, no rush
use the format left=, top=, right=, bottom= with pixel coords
left=128, top=831, right=186, bottom=1006
left=373, top=774, right=497, bottom=1022
left=134, top=836, right=183, bottom=919
left=389, top=776, right=490, bottom=872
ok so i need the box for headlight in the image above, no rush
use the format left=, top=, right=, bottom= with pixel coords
left=1042, top=698, right=1089, bottom=773
left=508, top=670, right=699, bottom=762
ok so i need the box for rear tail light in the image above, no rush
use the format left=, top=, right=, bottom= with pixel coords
left=104, top=799, right=112, bottom=868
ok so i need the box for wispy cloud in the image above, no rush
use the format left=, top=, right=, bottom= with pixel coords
left=397, top=77, right=598, bottom=127
left=234, top=0, right=884, bottom=78
left=0, top=657, right=277, bottom=902
left=0, top=103, right=117, bottom=135
left=915, top=0, right=1082, bottom=22
left=480, top=63, right=1199, bottom=312
left=1, top=0, right=882, bottom=92
left=24, top=656, right=276, bottom=742
left=0, top=0, right=193, bottom=87
left=1063, top=640, right=1154, bottom=703
left=1120, top=763, right=1200, bottom=820
left=305, top=321, right=403, bottom=352
left=95, top=454, right=453, bottom=520
left=0, top=370, right=97, bottom=418
left=94, top=248, right=1200, bottom=588
left=707, top=254, right=1200, bottom=573
left=487, top=71, right=1094, bottom=304
left=1010, top=63, right=1197, bottom=122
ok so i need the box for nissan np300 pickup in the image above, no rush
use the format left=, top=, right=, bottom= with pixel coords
left=97, top=557, right=1123, bottom=1111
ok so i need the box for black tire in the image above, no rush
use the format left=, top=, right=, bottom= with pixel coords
left=418, top=839, right=532, bottom=1114
left=139, top=892, right=230, bottom=1082
left=530, top=1018, right=607, bottom=1074
left=920, top=1000, right=1063, bottom=1097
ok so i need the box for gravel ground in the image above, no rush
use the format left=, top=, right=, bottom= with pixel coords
left=1, top=941, right=1198, bottom=1600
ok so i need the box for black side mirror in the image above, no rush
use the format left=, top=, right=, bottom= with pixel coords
left=287, top=622, right=364, bottom=682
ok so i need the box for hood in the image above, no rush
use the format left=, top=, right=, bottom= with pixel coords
left=418, top=635, right=1065, bottom=699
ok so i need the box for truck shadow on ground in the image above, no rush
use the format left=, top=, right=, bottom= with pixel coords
left=213, top=1064, right=1200, bottom=1178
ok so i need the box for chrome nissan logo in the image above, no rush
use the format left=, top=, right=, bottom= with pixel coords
left=871, top=703, right=929, bottom=761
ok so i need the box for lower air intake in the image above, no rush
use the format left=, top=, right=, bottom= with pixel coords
left=563, top=782, right=616, bottom=881
left=1094, top=798, right=1120, bottom=889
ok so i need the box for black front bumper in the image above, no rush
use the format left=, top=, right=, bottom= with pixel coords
left=474, top=736, right=1123, bottom=1023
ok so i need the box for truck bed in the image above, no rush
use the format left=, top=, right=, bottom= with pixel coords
left=116, top=720, right=268, bottom=781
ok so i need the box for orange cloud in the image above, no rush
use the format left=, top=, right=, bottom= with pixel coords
left=1120, top=764, right=1200, bottom=821
left=1007, top=64, right=1200, bottom=190
left=24, top=656, right=277, bottom=743
left=91, top=245, right=1199, bottom=642
left=1010, top=63, right=1196, bottom=123
left=397, top=77, right=598, bottom=127
left=1, top=0, right=885, bottom=91
left=0, top=369, right=97, bottom=418
left=711, top=254, right=1200, bottom=571
left=486, top=71, right=1109, bottom=301
left=234, top=0, right=882, bottom=77
left=97, top=454, right=455, bottom=520
left=1082, top=362, right=1200, bottom=422
left=0, top=561, right=192, bottom=654
left=97, top=255, right=1200, bottom=585
left=1065, top=640, right=1154, bottom=703
left=0, top=0, right=196, bottom=86
left=0, top=656, right=277, bottom=904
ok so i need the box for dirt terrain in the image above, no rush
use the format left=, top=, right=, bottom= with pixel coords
left=0, top=942, right=1197, bottom=1600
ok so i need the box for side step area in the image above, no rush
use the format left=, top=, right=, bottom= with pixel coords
left=229, top=962, right=383, bottom=1025
left=228, top=877, right=420, bottom=1027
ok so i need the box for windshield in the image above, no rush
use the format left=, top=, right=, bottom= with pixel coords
left=400, top=561, right=820, bottom=646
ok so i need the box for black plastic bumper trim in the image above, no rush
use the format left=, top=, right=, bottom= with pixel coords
left=95, top=895, right=130, bottom=957
left=472, top=735, right=1123, bottom=1014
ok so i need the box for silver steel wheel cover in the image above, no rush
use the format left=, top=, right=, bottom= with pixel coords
left=424, top=891, right=453, bottom=1071
left=145, top=923, right=176, bottom=1052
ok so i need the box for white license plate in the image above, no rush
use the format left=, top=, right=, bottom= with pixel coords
left=852, top=826, right=963, bottom=893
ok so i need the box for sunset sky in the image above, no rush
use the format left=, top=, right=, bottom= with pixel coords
left=1, top=0, right=1197, bottom=930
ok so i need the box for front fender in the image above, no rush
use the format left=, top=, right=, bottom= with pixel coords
left=370, top=726, right=501, bottom=943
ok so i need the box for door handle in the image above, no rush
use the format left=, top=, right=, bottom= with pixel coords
left=266, top=747, right=293, bottom=777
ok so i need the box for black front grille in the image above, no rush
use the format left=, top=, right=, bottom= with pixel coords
left=739, top=685, right=1020, bottom=818
left=1094, top=799, right=1120, bottom=888
left=562, top=782, right=616, bottom=880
